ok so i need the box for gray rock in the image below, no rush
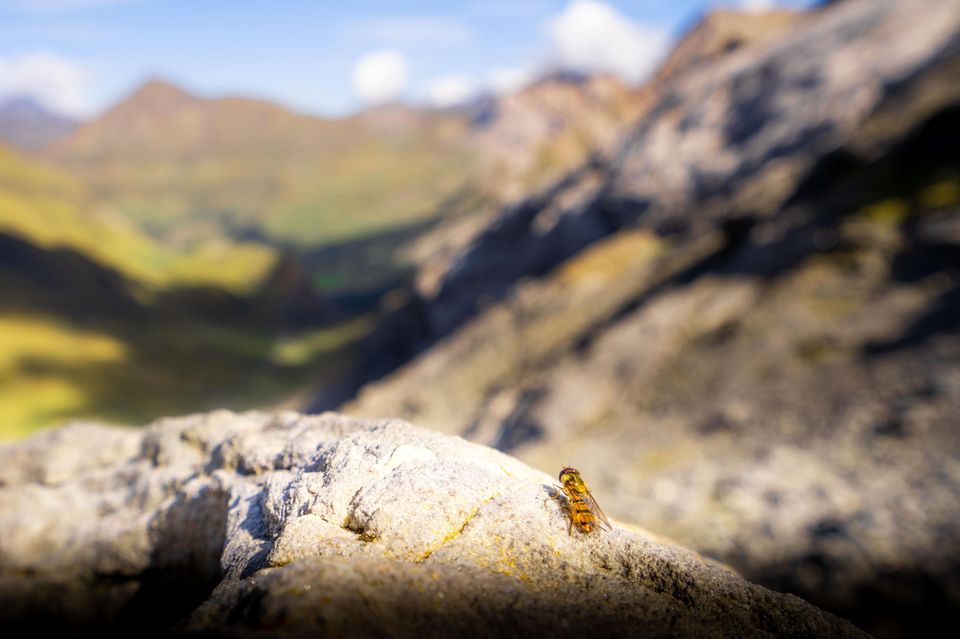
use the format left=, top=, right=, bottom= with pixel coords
left=0, top=411, right=865, bottom=637
left=0, top=421, right=141, bottom=486
left=609, top=0, right=960, bottom=229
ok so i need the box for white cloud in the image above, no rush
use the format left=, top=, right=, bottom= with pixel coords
left=740, top=0, right=777, bottom=12
left=351, top=50, right=408, bottom=105
left=0, top=51, right=93, bottom=116
left=545, top=0, right=671, bottom=84
left=344, top=17, right=474, bottom=49
left=427, top=75, right=478, bottom=108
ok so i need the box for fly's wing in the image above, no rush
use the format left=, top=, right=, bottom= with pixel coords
left=583, top=484, right=612, bottom=531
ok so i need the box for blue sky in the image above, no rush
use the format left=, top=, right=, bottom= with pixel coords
left=0, top=0, right=814, bottom=118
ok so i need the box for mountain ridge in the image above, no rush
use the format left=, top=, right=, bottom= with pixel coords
left=0, top=95, right=79, bottom=151
left=45, top=76, right=476, bottom=247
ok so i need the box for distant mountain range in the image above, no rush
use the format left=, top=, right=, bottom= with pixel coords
left=43, top=78, right=477, bottom=247
left=0, top=95, right=78, bottom=151
left=0, top=3, right=817, bottom=445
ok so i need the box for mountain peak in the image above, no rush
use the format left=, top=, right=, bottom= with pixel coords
left=0, top=94, right=79, bottom=151
left=654, top=7, right=805, bottom=85
left=46, top=77, right=204, bottom=158
left=0, top=94, right=46, bottom=114
left=124, top=77, right=196, bottom=108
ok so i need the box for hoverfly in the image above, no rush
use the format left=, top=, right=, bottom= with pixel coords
left=558, top=467, right=611, bottom=534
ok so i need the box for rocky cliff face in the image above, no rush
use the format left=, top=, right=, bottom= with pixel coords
left=399, top=5, right=811, bottom=339
left=0, top=411, right=867, bottom=637
left=472, top=73, right=648, bottom=202
left=649, top=8, right=806, bottom=89
left=397, top=0, right=960, bottom=340
left=344, top=0, right=960, bottom=635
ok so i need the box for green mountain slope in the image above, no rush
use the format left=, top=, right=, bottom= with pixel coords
left=0, top=142, right=276, bottom=294
left=46, top=80, right=476, bottom=247
left=0, top=144, right=376, bottom=439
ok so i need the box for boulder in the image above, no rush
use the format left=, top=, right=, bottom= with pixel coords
left=0, top=411, right=865, bottom=637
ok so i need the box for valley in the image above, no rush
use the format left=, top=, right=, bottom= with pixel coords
left=1, top=1, right=959, bottom=634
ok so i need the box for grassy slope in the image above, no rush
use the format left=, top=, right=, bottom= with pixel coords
left=0, top=311, right=373, bottom=440
left=0, top=144, right=376, bottom=439
left=0, top=144, right=276, bottom=294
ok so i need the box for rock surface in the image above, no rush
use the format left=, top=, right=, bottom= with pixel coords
left=0, top=411, right=866, bottom=637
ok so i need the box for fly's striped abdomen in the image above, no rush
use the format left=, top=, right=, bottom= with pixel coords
left=558, top=467, right=610, bottom=535
left=569, top=493, right=596, bottom=532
